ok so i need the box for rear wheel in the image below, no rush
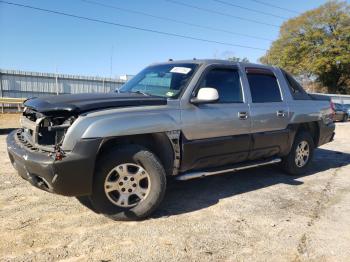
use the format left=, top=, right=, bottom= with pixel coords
left=282, top=131, right=314, bottom=176
left=89, top=145, right=166, bottom=221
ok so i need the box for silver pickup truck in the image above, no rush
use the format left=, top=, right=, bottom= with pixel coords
left=7, top=59, right=335, bottom=220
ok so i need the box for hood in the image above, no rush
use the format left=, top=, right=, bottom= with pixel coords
left=24, top=93, right=167, bottom=115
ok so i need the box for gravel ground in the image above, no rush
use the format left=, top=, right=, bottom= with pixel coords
left=1, top=114, right=350, bottom=261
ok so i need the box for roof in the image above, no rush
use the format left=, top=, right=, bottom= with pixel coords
left=151, top=59, right=274, bottom=69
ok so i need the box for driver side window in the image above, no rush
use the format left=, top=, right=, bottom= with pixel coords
left=199, top=68, right=243, bottom=103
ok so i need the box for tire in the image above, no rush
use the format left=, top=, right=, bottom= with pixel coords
left=89, top=145, right=166, bottom=221
left=281, top=131, right=314, bottom=176
left=76, top=196, right=99, bottom=213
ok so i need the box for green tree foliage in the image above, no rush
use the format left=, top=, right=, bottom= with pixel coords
left=260, top=1, right=350, bottom=94
left=227, top=56, right=250, bottom=63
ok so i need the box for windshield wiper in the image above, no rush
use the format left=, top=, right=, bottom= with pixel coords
left=130, top=90, right=150, bottom=96
left=119, top=90, right=164, bottom=98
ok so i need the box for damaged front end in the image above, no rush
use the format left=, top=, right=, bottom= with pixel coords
left=7, top=106, right=102, bottom=196
left=20, top=107, right=77, bottom=158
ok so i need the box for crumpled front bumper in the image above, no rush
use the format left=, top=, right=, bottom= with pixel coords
left=6, top=129, right=102, bottom=196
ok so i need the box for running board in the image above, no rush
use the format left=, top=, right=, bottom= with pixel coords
left=175, top=158, right=282, bottom=181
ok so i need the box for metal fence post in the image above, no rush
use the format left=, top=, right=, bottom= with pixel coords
left=0, top=70, right=3, bottom=97
left=0, top=71, right=3, bottom=113
left=55, top=74, right=59, bottom=95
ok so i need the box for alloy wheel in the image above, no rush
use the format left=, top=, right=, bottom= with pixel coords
left=104, top=163, right=151, bottom=207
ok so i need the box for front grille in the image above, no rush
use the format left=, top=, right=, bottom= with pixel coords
left=19, top=108, right=72, bottom=152
left=16, top=130, right=39, bottom=152
left=17, top=129, right=56, bottom=153
left=20, top=114, right=41, bottom=145
left=19, top=113, right=56, bottom=152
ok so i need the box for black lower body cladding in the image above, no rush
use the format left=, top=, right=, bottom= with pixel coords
left=6, top=130, right=102, bottom=196
left=317, top=121, right=335, bottom=146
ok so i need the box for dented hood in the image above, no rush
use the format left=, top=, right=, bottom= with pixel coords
left=24, top=92, right=167, bottom=115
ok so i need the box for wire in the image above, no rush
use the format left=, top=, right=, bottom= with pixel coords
left=248, top=0, right=299, bottom=15
left=165, top=0, right=280, bottom=28
left=0, top=0, right=267, bottom=51
left=82, top=0, right=273, bottom=41
left=212, top=0, right=288, bottom=20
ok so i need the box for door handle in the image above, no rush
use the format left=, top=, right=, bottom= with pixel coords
left=276, top=110, right=286, bottom=117
left=238, top=111, right=248, bottom=120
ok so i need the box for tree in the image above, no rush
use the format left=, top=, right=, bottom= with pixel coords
left=227, top=56, right=250, bottom=63
left=260, top=1, right=350, bottom=94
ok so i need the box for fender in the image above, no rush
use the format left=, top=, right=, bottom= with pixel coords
left=62, top=107, right=180, bottom=150
left=287, top=100, right=333, bottom=125
left=82, top=113, right=179, bottom=138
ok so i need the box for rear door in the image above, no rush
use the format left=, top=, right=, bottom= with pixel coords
left=180, top=65, right=251, bottom=171
left=244, top=67, right=290, bottom=160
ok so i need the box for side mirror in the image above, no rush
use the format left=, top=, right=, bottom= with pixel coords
left=190, top=87, right=219, bottom=104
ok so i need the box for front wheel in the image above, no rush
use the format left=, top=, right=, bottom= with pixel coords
left=282, top=131, right=314, bottom=176
left=89, top=145, right=166, bottom=221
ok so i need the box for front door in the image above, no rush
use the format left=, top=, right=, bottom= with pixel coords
left=181, top=66, right=251, bottom=171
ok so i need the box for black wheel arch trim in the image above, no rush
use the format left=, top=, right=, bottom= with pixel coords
left=95, top=132, right=177, bottom=177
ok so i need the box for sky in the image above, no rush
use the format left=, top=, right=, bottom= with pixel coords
left=0, top=0, right=329, bottom=77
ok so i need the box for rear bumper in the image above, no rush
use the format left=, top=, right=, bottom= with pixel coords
left=6, top=130, right=102, bottom=196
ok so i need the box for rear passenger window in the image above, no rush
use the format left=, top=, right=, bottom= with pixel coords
left=199, top=68, right=243, bottom=103
left=247, top=72, right=282, bottom=103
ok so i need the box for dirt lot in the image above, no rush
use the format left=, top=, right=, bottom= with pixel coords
left=1, top=113, right=350, bottom=261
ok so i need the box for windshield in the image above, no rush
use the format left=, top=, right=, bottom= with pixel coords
left=119, top=63, right=198, bottom=98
